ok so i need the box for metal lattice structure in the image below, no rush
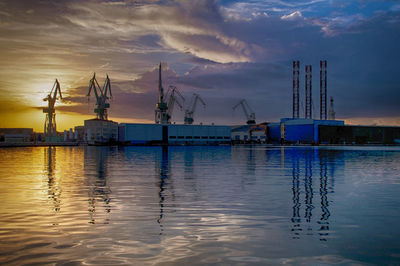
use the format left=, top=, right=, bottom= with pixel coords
left=305, top=65, right=312, bottom=119
left=320, top=60, right=327, bottom=120
left=292, top=61, right=300, bottom=119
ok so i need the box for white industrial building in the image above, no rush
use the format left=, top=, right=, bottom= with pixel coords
left=119, top=123, right=231, bottom=145
left=84, top=119, right=118, bottom=144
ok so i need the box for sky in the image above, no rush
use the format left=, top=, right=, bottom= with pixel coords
left=0, top=0, right=399, bottom=132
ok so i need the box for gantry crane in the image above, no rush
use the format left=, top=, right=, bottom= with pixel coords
left=166, top=85, right=184, bottom=122
left=184, top=93, right=205, bottom=125
left=233, top=99, right=256, bottom=125
left=87, top=73, right=112, bottom=120
left=155, top=63, right=169, bottom=124
left=43, top=79, right=62, bottom=136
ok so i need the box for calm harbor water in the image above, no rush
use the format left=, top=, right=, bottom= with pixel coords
left=0, top=145, right=399, bottom=265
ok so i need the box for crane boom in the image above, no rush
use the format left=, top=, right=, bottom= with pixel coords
left=166, top=86, right=184, bottom=119
left=184, top=93, right=206, bottom=125
left=233, top=99, right=256, bottom=125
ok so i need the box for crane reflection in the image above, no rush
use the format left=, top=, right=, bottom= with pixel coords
left=44, top=146, right=61, bottom=212
left=156, top=146, right=170, bottom=234
left=84, top=146, right=112, bottom=224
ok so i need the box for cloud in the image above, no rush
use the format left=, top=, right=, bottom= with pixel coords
left=63, top=0, right=252, bottom=63
left=281, top=11, right=303, bottom=20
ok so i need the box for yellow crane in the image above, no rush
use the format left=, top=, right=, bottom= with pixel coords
left=43, top=79, right=62, bottom=136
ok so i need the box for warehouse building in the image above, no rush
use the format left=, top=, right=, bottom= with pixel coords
left=119, top=123, right=231, bottom=145
left=84, top=119, right=118, bottom=145
left=268, top=118, right=345, bottom=144
left=319, top=125, right=400, bottom=144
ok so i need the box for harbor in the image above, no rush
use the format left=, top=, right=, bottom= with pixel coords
left=1, top=62, right=399, bottom=147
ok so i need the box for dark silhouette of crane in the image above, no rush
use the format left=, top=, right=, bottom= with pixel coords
left=166, top=85, right=184, bottom=122
left=184, top=93, right=205, bottom=125
left=233, top=99, right=256, bottom=125
left=87, top=73, right=112, bottom=120
left=43, top=79, right=62, bottom=136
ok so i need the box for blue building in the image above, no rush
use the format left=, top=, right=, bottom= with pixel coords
left=268, top=118, right=345, bottom=144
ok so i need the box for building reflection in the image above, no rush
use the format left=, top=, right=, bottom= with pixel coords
left=44, top=146, right=61, bottom=212
left=288, top=148, right=336, bottom=241
left=84, top=146, right=112, bottom=224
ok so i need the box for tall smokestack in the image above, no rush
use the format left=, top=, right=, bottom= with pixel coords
left=320, top=60, right=327, bottom=120
left=305, top=65, right=312, bottom=119
left=292, top=61, right=300, bottom=119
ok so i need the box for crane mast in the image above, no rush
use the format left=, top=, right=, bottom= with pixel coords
left=184, top=93, right=205, bottom=125
left=155, top=63, right=169, bottom=124
left=233, top=99, right=256, bottom=125
left=87, top=73, right=112, bottom=120
left=43, top=79, right=62, bottom=136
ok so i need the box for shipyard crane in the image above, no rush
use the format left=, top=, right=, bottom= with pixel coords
left=166, top=85, right=184, bottom=122
left=233, top=99, right=256, bottom=125
left=155, top=63, right=169, bottom=124
left=184, top=93, right=206, bottom=125
left=87, top=73, right=112, bottom=120
left=43, top=79, right=62, bottom=136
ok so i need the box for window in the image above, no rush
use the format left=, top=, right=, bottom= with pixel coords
left=224, top=136, right=230, bottom=139
left=209, top=136, right=215, bottom=139
left=169, top=136, right=176, bottom=139
left=217, top=136, right=223, bottom=139
left=178, top=136, right=184, bottom=139
left=194, top=136, right=200, bottom=139
left=201, top=136, right=208, bottom=139
left=186, top=136, right=193, bottom=139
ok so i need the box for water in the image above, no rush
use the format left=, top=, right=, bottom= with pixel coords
left=0, top=145, right=400, bottom=265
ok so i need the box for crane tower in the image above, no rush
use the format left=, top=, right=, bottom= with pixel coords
left=233, top=99, right=256, bottom=125
left=155, top=63, right=169, bottom=124
left=87, top=73, right=112, bottom=120
left=43, top=79, right=62, bottom=137
left=184, top=93, right=206, bottom=125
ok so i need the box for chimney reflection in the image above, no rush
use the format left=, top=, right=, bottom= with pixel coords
left=44, top=146, right=61, bottom=212
left=84, top=146, right=112, bottom=224
left=289, top=148, right=335, bottom=240
left=318, top=151, right=331, bottom=241
left=291, top=153, right=301, bottom=239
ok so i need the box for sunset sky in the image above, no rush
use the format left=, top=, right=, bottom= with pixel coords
left=0, top=0, right=399, bottom=132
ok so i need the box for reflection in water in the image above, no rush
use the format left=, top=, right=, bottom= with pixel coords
left=319, top=151, right=331, bottom=241
left=157, top=146, right=170, bottom=234
left=84, top=147, right=112, bottom=224
left=44, top=147, right=61, bottom=212
left=291, top=153, right=301, bottom=239
left=289, top=149, right=335, bottom=240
